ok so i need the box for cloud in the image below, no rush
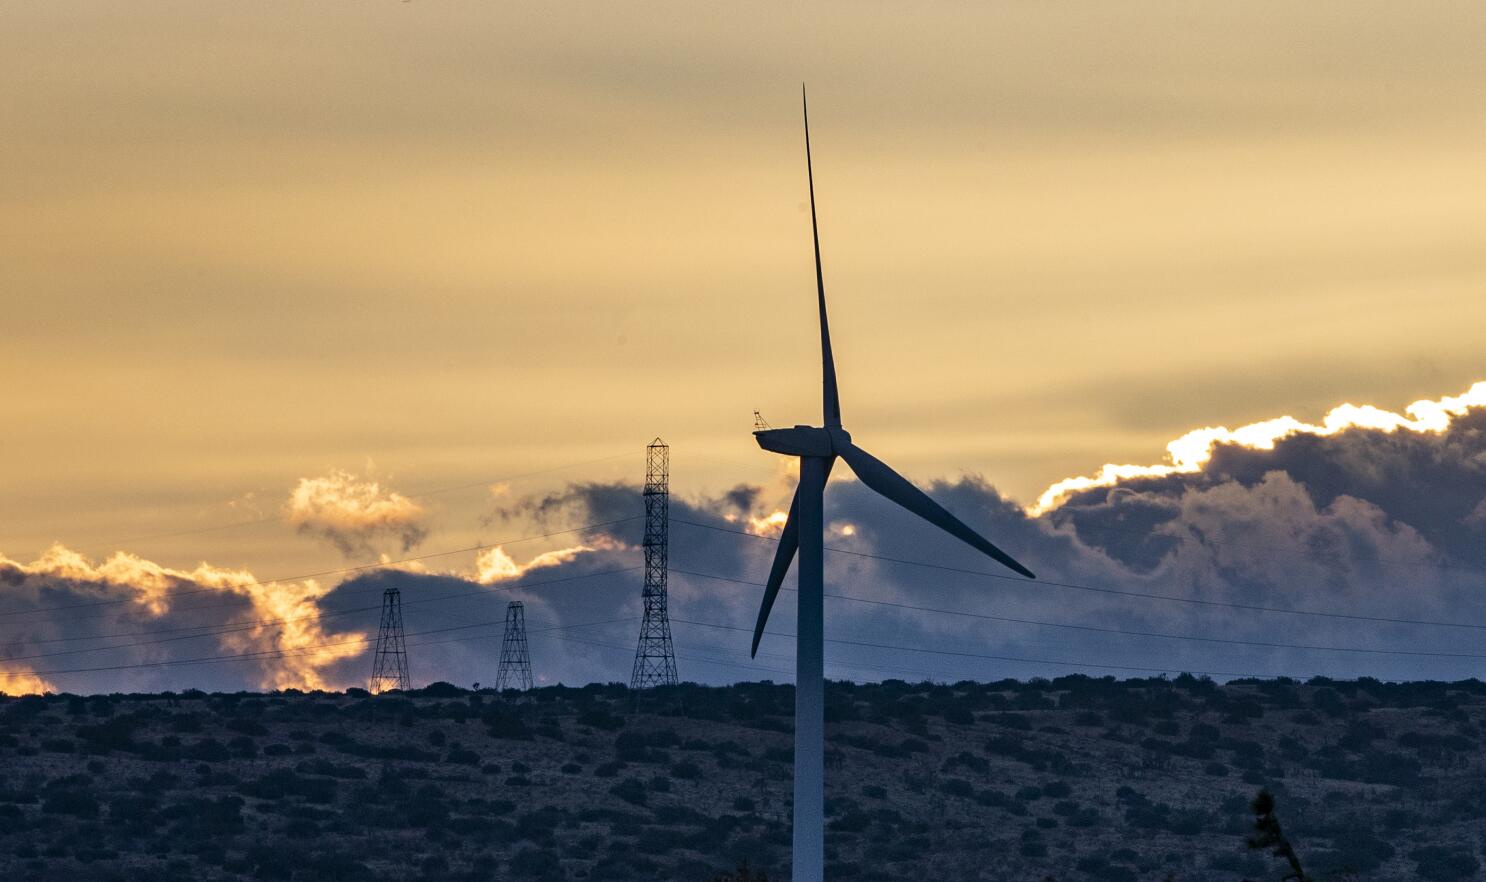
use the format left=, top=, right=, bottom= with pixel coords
left=451, top=380, right=1486, bottom=685
left=475, top=543, right=610, bottom=584
left=286, top=469, right=428, bottom=557
left=8, top=380, right=1486, bottom=693
left=0, top=545, right=365, bottom=692
left=1031, top=381, right=1486, bottom=515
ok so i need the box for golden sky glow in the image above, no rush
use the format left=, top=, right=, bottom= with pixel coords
left=4, top=2, right=1486, bottom=585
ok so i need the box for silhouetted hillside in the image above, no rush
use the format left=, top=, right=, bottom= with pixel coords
left=0, top=676, right=1483, bottom=881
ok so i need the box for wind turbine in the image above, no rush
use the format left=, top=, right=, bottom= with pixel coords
left=752, top=88, right=1037, bottom=882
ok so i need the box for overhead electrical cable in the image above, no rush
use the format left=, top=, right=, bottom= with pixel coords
left=0, top=516, right=642, bottom=621
left=0, top=566, right=643, bottom=663
left=670, top=518, right=1486, bottom=632
left=26, top=615, right=636, bottom=677
left=668, top=567, right=1486, bottom=660
left=673, top=617, right=1312, bottom=680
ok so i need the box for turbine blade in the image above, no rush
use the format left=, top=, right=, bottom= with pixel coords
left=803, top=85, right=842, bottom=428
left=751, top=489, right=799, bottom=658
left=751, top=455, right=837, bottom=656
left=837, top=441, right=1036, bottom=579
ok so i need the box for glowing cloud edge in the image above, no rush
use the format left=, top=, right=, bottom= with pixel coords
left=1029, top=381, right=1486, bottom=516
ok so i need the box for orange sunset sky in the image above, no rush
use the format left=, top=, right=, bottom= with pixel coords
left=4, top=2, right=1486, bottom=624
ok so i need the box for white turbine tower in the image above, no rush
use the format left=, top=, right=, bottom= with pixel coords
left=751, top=88, right=1038, bottom=882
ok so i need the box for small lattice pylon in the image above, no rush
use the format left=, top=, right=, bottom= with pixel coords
left=496, top=601, right=534, bottom=690
left=631, top=438, right=679, bottom=688
left=369, top=586, right=410, bottom=693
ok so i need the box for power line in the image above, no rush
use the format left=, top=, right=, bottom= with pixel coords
left=0, top=567, right=643, bottom=665
left=671, top=518, right=1486, bottom=632
left=0, top=517, right=642, bottom=621
left=26, top=614, right=637, bottom=678
left=532, top=620, right=919, bottom=681
left=533, top=631, right=794, bottom=679
left=12, top=540, right=1481, bottom=684
left=14, top=535, right=1480, bottom=689
left=1047, top=515, right=1486, bottom=577
left=36, top=548, right=1474, bottom=683
left=669, top=567, right=1486, bottom=661
left=538, top=615, right=1321, bottom=682
left=674, top=617, right=1309, bottom=681
left=12, top=512, right=1484, bottom=687
left=13, top=559, right=640, bottom=647
left=10, top=596, right=1406, bottom=685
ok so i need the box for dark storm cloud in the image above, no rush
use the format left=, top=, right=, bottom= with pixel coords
left=5, top=408, right=1485, bottom=695
left=0, top=546, right=366, bottom=695
left=500, top=481, right=768, bottom=577
left=1052, top=409, right=1486, bottom=568
left=436, top=412, right=1486, bottom=685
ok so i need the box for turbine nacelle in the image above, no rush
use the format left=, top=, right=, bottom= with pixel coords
left=753, top=425, right=848, bottom=458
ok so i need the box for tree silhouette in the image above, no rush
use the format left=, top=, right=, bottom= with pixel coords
left=1243, top=789, right=1311, bottom=882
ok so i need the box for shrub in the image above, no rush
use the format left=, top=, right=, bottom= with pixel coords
left=594, top=761, right=625, bottom=778
left=991, top=713, right=1033, bottom=731
left=238, top=769, right=337, bottom=804
left=484, top=711, right=534, bottom=741
left=942, top=750, right=990, bottom=775
left=610, top=777, right=648, bottom=806
left=578, top=708, right=625, bottom=731
left=186, top=738, right=231, bottom=762
left=828, top=810, right=871, bottom=833
left=508, top=844, right=562, bottom=878
left=226, top=717, right=268, bottom=736
left=42, top=790, right=99, bottom=818
left=1412, top=846, right=1480, bottom=882
left=670, top=761, right=703, bottom=780
left=1189, top=722, right=1220, bottom=743
left=707, top=860, right=779, bottom=882
left=76, top=717, right=140, bottom=752
left=942, top=705, right=974, bottom=725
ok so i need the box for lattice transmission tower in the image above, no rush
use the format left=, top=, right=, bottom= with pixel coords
left=496, top=601, right=534, bottom=690
left=369, top=586, right=410, bottom=693
left=631, top=438, right=679, bottom=688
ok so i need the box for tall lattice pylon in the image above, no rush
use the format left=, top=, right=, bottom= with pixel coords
left=369, top=586, right=410, bottom=693
left=496, top=601, right=534, bottom=690
left=631, top=438, right=679, bottom=688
